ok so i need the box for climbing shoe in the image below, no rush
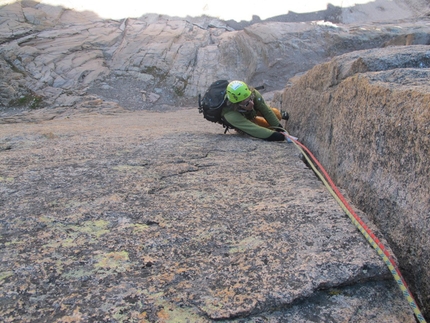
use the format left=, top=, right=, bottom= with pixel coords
left=281, top=111, right=289, bottom=121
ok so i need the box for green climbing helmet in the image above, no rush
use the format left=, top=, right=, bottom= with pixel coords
left=226, top=81, right=252, bottom=103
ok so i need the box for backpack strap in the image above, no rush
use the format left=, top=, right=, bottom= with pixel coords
left=220, top=116, right=235, bottom=134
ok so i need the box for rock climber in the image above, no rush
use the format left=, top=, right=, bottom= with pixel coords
left=222, top=80, right=295, bottom=142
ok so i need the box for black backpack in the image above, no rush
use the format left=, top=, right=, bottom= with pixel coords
left=198, top=80, right=229, bottom=124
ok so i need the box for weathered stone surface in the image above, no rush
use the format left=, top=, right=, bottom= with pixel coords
left=274, top=45, right=430, bottom=318
left=1, top=0, right=429, bottom=321
left=0, top=109, right=415, bottom=322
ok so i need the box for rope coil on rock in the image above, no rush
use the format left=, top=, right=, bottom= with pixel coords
left=284, top=133, right=426, bottom=323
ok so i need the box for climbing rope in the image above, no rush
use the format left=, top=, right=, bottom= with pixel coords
left=284, top=133, right=427, bottom=323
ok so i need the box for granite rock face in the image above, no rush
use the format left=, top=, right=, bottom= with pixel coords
left=2, top=1, right=430, bottom=112
left=1, top=0, right=429, bottom=321
left=274, top=45, right=430, bottom=318
left=0, top=109, right=417, bottom=322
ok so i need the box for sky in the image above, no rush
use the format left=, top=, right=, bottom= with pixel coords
left=0, top=0, right=374, bottom=21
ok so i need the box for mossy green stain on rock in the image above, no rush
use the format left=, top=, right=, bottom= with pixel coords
left=9, top=94, right=43, bottom=109
left=0, top=271, right=14, bottom=281
left=42, top=219, right=110, bottom=250
left=132, top=223, right=149, bottom=233
left=72, top=220, right=110, bottom=238
left=229, top=237, right=265, bottom=254
left=4, top=239, right=24, bottom=247
left=0, top=176, right=14, bottom=183
left=61, top=268, right=95, bottom=279
left=95, top=251, right=130, bottom=270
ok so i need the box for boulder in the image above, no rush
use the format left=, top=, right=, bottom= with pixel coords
left=274, top=45, right=430, bottom=317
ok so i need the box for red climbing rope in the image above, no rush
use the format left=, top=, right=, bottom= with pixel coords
left=286, top=134, right=426, bottom=323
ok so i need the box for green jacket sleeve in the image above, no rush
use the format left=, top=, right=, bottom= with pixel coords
left=221, top=109, right=274, bottom=139
left=253, top=90, right=280, bottom=127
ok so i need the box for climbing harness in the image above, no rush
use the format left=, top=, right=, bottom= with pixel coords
left=283, top=132, right=427, bottom=323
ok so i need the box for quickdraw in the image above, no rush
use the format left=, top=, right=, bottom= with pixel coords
left=284, top=133, right=427, bottom=323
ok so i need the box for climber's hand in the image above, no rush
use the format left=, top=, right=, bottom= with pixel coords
left=281, top=132, right=298, bottom=143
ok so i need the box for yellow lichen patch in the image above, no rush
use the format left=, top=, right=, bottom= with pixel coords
left=59, top=238, right=76, bottom=248
left=71, top=220, right=110, bottom=238
left=113, top=306, right=133, bottom=322
left=4, top=239, right=24, bottom=247
left=38, top=215, right=54, bottom=224
left=229, top=236, right=264, bottom=253
left=61, top=268, right=95, bottom=279
left=329, top=289, right=342, bottom=296
left=95, top=251, right=130, bottom=272
left=0, top=271, right=14, bottom=282
left=152, top=298, right=205, bottom=323
left=64, top=200, right=85, bottom=209
left=43, top=220, right=110, bottom=250
left=132, top=223, right=149, bottom=233
left=46, top=258, right=76, bottom=277
left=0, top=176, right=14, bottom=182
